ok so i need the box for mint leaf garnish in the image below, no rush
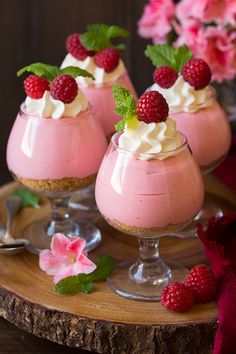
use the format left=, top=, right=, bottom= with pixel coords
left=55, top=274, right=93, bottom=295
left=106, top=25, right=129, bottom=39
left=80, top=24, right=129, bottom=51
left=88, top=256, right=115, bottom=282
left=17, top=63, right=95, bottom=82
left=145, top=44, right=174, bottom=68
left=113, top=83, right=137, bottom=131
left=59, top=66, right=94, bottom=80
left=145, top=44, right=192, bottom=72
left=17, top=63, right=60, bottom=81
left=12, top=188, right=40, bottom=208
left=54, top=256, right=115, bottom=295
left=173, top=45, right=192, bottom=72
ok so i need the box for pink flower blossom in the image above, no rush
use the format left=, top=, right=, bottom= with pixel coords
left=137, top=0, right=175, bottom=44
left=176, top=0, right=236, bottom=26
left=39, top=233, right=96, bottom=284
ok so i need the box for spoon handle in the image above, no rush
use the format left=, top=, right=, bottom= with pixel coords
left=4, top=196, right=22, bottom=241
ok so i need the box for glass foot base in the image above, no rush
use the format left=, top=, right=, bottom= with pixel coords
left=107, top=260, right=188, bottom=301
left=171, top=191, right=235, bottom=238
left=24, top=218, right=101, bottom=254
left=69, top=186, right=98, bottom=212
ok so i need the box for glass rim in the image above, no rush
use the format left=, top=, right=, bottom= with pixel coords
left=110, top=131, right=188, bottom=158
left=19, top=102, right=91, bottom=121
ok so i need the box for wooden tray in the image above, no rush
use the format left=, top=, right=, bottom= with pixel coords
left=0, top=175, right=235, bottom=354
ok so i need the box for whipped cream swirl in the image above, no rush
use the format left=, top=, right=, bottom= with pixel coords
left=149, top=76, right=213, bottom=113
left=24, top=90, right=88, bottom=119
left=119, top=118, right=182, bottom=160
left=61, top=54, right=126, bottom=86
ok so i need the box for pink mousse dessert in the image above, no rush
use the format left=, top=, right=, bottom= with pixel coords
left=146, top=46, right=231, bottom=171
left=95, top=86, right=204, bottom=235
left=61, top=25, right=137, bottom=137
left=7, top=64, right=108, bottom=193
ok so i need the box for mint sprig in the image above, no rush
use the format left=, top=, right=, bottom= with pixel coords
left=17, top=63, right=60, bottom=81
left=17, top=63, right=94, bottom=81
left=80, top=24, right=129, bottom=51
left=113, top=84, right=137, bottom=132
left=59, top=66, right=94, bottom=80
left=145, top=44, right=192, bottom=72
left=54, top=256, right=115, bottom=295
left=12, top=188, right=40, bottom=208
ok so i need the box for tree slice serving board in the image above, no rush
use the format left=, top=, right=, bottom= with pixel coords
left=0, top=175, right=235, bottom=354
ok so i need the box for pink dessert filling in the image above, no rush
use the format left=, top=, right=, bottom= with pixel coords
left=172, top=101, right=231, bottom=167
left=7, top=108, right=108, bottom=180
left=95, top=145, right=204, bottom=229
left=79, top=73, right=137, bottom=136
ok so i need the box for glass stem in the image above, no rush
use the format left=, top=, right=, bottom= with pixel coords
left=128, top=238, right=171, bottom=286
left=47, top=195, right=76, bottom=236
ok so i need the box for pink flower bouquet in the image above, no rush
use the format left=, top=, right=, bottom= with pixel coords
left=138, top=0, right=236, bottom=82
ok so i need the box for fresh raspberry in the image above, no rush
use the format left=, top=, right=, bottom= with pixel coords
left=94, top=48, right=120, bottom=73
left=136, top=91, right=169, bottom=124
left=24, top=75, right=49, bottom=99
left=184, top=264, right=217, bottom=303
left=66, top=33, right=95, bottom=60
left=161, top=282, right=194, bottom=312
left=181, top=58, right=212, bottom=90
left=153, top=66, right=178, bottom=88
left=50, top=74, right=78, bottom=103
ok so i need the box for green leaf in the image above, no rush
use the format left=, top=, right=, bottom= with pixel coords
left=115, top=43, right=126, bottom=51
left=145, top=44, right=175, bottom=68
left=59, top=66, right=95, bottom=80
left=174, top=45, right=192, bottom=72
left=17, top=63, right=60, bottom=81
left=107, top=25, right=129, bottom=38
left=88, top=256, right=115, bottom=282
left=80, top=24, right=128, bottom=51
left=145, top=44, right=192, bottom=72
left=115, top=119, right=126, bottom=132
left=12, top=189, right=40, bottom=209
left=54, top=274, right=93, bottom=295
left=113, top=83, right=137, bottom=131
left=80, top=24, right=112, bottom=51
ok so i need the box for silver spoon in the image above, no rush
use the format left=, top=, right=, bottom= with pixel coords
left=0, top=196, right=29, bottom=255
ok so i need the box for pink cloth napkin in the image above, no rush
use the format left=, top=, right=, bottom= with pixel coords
left=197, top=213, right=236, bottom=354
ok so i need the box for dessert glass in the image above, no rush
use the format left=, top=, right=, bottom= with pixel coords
left=7, top=104, right=108, bottom=253
left=170, top=95, right=232, bottom=236
left=69, top=72, right=137, bottom=211
left=95, top=132, right=204, bottom=300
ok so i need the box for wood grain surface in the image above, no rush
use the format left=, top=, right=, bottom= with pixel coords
left=0, top=175, right=235, bottom=353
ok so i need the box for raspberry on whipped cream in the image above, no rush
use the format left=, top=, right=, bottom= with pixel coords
left=148, top=75, right=213, bottom=113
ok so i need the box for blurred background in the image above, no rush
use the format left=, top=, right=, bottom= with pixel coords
left=1, top=0, right=153, bottom=185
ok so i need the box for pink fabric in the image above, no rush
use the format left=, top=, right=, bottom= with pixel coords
left=39, top=233, right=96, bottom=284
left=137, top=0, right=175, bottom=44
left=197, top=213, right=236, bottom=353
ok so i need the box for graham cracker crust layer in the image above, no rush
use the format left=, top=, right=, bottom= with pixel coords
left=105, top=217, right=185, bottom=236
left=15, top=173, right=96, bottom=193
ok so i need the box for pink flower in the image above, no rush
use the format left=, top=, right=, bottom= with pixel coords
left=39, top=233, right=96, bottom=284
left=175, top=21, right=236, bottom=82
left=137, top=0, right=175, bottom=44
left=174, top=19, right=204, bottom=49
left=176, top=0, right=236, bottom=26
